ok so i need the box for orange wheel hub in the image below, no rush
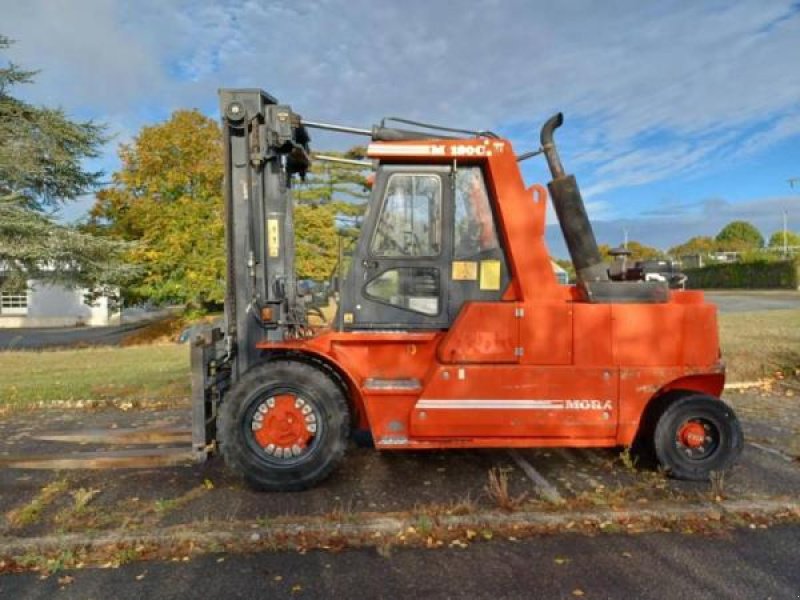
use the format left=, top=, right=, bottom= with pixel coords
left=252, top=394, right=316, bottom=457
left=677, top=421, right=706, bottom=448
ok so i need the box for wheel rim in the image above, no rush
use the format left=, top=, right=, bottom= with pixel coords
left=244, top=392, right=321, bottom=464
left=675, top=417, right=719, bottom=461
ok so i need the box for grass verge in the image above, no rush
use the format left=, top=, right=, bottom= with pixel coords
left=0, top=344, right=189, bottom=412
left=719, top=309, right=800, bottom=382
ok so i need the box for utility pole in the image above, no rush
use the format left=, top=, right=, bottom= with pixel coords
left=783, top=208, right=788, bottom=258
left=788, top=178, right=799, bottom=258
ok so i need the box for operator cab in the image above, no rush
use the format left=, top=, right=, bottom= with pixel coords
left=337, top=159, right=510, bottom=330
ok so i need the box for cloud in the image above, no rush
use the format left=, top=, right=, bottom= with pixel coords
left=3, top=0, right=800, bottom=218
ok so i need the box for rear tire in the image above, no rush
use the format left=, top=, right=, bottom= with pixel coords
left=220, top=360, right=350, bottom=491
left=653, top=394, right=743, bottom=481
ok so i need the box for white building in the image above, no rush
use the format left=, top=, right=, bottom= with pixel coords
left=0, top=279, right=120, bottom=328
left=551, top=260, right=570, bottom=285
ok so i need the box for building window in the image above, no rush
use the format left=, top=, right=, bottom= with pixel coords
left=0, top=286, right=29, bottom=315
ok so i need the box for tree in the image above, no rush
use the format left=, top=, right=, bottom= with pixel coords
left=88, top=110, right=225, bottom=307
left=599, top=241, right=664, bottom=262
left=624, top=241, right=664, bottom=261
left=668, top=236, right=717, bottom=257
left=715, top=221, right=764, bottom=251
left=767, top=230, right=800, bottom=248
left=0, top=35, right=128, bottom=290
left=89, top=108, right=370, bottom=305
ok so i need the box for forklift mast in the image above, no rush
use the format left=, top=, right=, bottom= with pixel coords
left=218, top=89, right=311, bottom=378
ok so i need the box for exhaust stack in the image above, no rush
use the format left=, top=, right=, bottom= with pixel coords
left=541, top=114, right=609, bottom=284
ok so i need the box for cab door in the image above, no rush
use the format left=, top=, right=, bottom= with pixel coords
left=342, top=165, right=451, bottom=330
left=447, top=165, right=510, bottom=320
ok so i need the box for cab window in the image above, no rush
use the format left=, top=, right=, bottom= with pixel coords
left=454, top=167, right=499, bottom=259
left=371, top=174, right=442, bottom=257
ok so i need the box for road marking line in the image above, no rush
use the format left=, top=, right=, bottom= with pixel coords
left=575, top=448, right=609, bottom=467
left=748, top=442, right=795, bottom=463
left=507, top=449, right=564, bottom=505
left=553, top=449, right=604, bottom=489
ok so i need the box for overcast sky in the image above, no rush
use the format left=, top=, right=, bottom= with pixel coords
left=4, top=0, right=800, bottom=257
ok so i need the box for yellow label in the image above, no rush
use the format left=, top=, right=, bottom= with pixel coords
left=343, top=312, right=354, bottom=324
left=451, top=261, right=478, bottom=281
left=479, top=259, right=501, bottom=290
left=267, top=219, right=280, bottom=258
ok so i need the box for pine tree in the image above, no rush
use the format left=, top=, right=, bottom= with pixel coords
left=0, top=35, right=129, bottom=291
left=293, top=148, right=370, bottom=280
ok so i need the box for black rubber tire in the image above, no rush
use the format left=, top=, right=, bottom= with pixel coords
left=219, top=360, right=350, bottom=492
left=653, top=394, right=743, bottom=481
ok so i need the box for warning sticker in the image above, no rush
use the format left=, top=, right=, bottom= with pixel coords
left=451, top=261, right=478, bottom=281
left=267, top=219, right=280, bottom=258
left=479, top=260, right=501, bottom=290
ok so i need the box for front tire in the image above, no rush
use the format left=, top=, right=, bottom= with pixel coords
left=653, top=394, right=743, bottom=481
left=220, top=360, right=350, bottom=491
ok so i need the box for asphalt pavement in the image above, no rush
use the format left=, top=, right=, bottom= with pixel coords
left=3, top=525, right=799, bottom=599
left=0, top=321, right=155, bottom=351
left=705, top=290, right=800, bottom=313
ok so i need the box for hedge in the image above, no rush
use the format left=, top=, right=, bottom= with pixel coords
left=685, top=259, right=800, bottom=290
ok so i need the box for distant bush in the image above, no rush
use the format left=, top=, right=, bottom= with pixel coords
left=685, top=258, right=799, bottom=289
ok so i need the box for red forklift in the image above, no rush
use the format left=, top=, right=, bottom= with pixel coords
left=192, top=89, right=741, bottom=490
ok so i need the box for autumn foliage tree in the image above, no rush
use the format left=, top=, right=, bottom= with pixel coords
left=767, top=230, right=800, bottom=248
left=88, top=110, right=225, bottom=307
left=598, top=241, right=664, bottom=262
left=89, top=110, right=369, bottom=306
left=715, top=220, right=764, bottom=251
left=668, top=236, right=717, bottom=258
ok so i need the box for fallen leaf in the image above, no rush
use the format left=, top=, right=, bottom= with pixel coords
left=621, top=552, right=632, bottom=558
left=572, top=589, right=585, bottom=597
left=135, top=573, right=146, bottom=581
left=274, top=575, right=283, bottom=582
left=58, top=575, right=74, bottom=585
left=554, top=557, right=569, bottom=565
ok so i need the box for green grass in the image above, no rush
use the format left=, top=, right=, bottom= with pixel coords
left=0, top=344, right=189, bottom=410
left=720, top=309, right=800, bottom=382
